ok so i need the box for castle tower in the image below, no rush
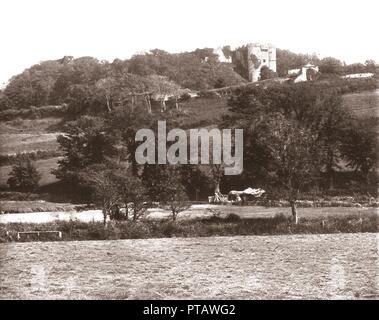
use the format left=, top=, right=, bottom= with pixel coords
left=246, top=43, right=276, bottom=82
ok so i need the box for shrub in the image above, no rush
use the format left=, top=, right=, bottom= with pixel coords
left=7, top=156, right=41, bottom=191
left=273, top=212, right=289, bottom=223
left=224, top=213, right=242, bottom=222
left=0, top=192, right=41, bottom=201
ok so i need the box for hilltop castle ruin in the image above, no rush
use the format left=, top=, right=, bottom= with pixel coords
left=246, top=43, right=276, bottom=82
left=232, top=43, right=277, bottom=82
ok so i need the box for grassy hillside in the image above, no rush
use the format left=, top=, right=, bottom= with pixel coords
left=0, top=117, right=62, bottom=134
left=342, top=89, right=379, bottom=118
left=0, top=157, right=61, bottom=188
left=0, top=133, right=60, bottom=156
left=176, top=96, right=229, bottom=128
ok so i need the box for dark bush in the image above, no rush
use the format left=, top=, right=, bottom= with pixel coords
left=224, top=213, right=242, bottom=222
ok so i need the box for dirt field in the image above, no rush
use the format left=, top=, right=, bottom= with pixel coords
left=0, top=233, right=377, bottom=299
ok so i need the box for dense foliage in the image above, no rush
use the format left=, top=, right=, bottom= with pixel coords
left=7, top=155, right=41, bottom=191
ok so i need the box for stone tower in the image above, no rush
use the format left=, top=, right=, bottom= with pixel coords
left=246, top=43, right=276, bottom=82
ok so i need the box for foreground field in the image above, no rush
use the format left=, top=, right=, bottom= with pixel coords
left=0, top=233, right=377, bottom=299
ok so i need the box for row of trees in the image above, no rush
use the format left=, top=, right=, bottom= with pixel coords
left=81, top=163, right=190, bottom=224
left=3, top=46, right=376, bottom=112
left=0, top=49, right=246, bottom=111
left=222, top=82, right=378, bottom=221
left=47, top=81, right=377, bottom=223
left=5, top=68, right=376, bottom=224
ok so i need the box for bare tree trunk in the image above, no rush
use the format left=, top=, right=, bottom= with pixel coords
left=161, top=99, right=166, bottom=112
left=131, top=95, right=135, bottom=112
left=124, top=200, right=129, bottom=221
left=290, top=200, right=298, bottom=224
left=106, top=96, right=112, bottom=112
left=175, top=97, right=179, bottom=110
left=215, top=181, right=220, bottom=194
left=102, top=207, right=108, bottom=225
left=144, top=96, right=152, bottom=113
left=326, top=149, right=335, bottom=190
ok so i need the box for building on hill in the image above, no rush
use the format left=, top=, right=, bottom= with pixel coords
left=213, top=47, right=232, bottom=63
left=288, top=63, right=319, bottom=83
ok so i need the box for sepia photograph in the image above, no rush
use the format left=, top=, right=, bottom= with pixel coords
left=0, top=0, right=378, bottom=305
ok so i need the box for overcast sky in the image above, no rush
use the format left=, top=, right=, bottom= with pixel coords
left=1, top=0, right=378, bottom=86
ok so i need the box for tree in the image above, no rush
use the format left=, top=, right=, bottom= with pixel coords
left=214, top=78, right=226, bottom=89
left=53, top=116, right=117, bottom=184
left=3, top=60, right=62, bottom=108
left=161, top=173, right=190, bottom=221
left=65, top=83, right=103, bottom=115
left=7, top=156, right=41, bottom=191
left=257, top=114, right=323, bottom=223
left=319, top=57, right=343, bottom=75
left=114, top=167, right=149, bottom=221
left=128, top=48, right=245, bottom=91
left=142, top=165, right=189, bottom=221
left=116, top=73, right=154, bottom=113
left=312, top=92, right=350, bottom=189
left=259, top=66, right=277, bottom=80
left=80, top=164, right=121, bottom=224
left=95, top=77, right=117, bottom=112
left=106, top=106, right=156, bottom=175
left=276, top=49, right=320, bottom=77
left=179, top=165, right=212, bottom=201
left=364, top=60, right=377, bottom=73
left=222, top=46, right=233, bottom=60
left=209, top=163, right=225, bottom=195
left=147, top=75, right=183, bottom=111
left=0, top=90, right=10, bottom=110
left=340, top=118, right=378, bottom=189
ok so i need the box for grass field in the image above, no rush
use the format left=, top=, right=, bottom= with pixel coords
left=342, top=89, right=379, bottom=118
left=0, top=117, right=62, bottom=134
left=0, top=233, right=377, bottom=299
left=0, top=133, right=60, bottom=156
left=0, top=157, right=61, bottom=187
left=177, top=97, right=229, bottom=128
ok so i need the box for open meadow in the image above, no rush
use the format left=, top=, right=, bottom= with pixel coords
left=342, top=89, right=379, bottom=118
left=0, top=233, right=377, bottom=299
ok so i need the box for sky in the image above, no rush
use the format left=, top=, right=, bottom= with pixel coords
left=1, top=0, right=378, bottom=86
